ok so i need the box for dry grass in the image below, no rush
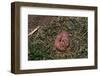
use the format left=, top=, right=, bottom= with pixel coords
left=28, top=15, right=88, bottom=60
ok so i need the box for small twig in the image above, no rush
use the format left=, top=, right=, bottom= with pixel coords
left=81, top=32, right=87, bottom=39
left=28, top=26, right=40, bottom=36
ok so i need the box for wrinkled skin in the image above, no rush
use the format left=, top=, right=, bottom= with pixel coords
left=54, top=31, right=70, bottom=52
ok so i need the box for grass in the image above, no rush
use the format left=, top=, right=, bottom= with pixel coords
left=28, top=15, right=88, bottom=60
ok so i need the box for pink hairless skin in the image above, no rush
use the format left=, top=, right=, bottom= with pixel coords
left=54, top=31, right=70, bottom=52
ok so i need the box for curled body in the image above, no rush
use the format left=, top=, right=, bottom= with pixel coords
left=54, top=31, right=70, bottom=52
